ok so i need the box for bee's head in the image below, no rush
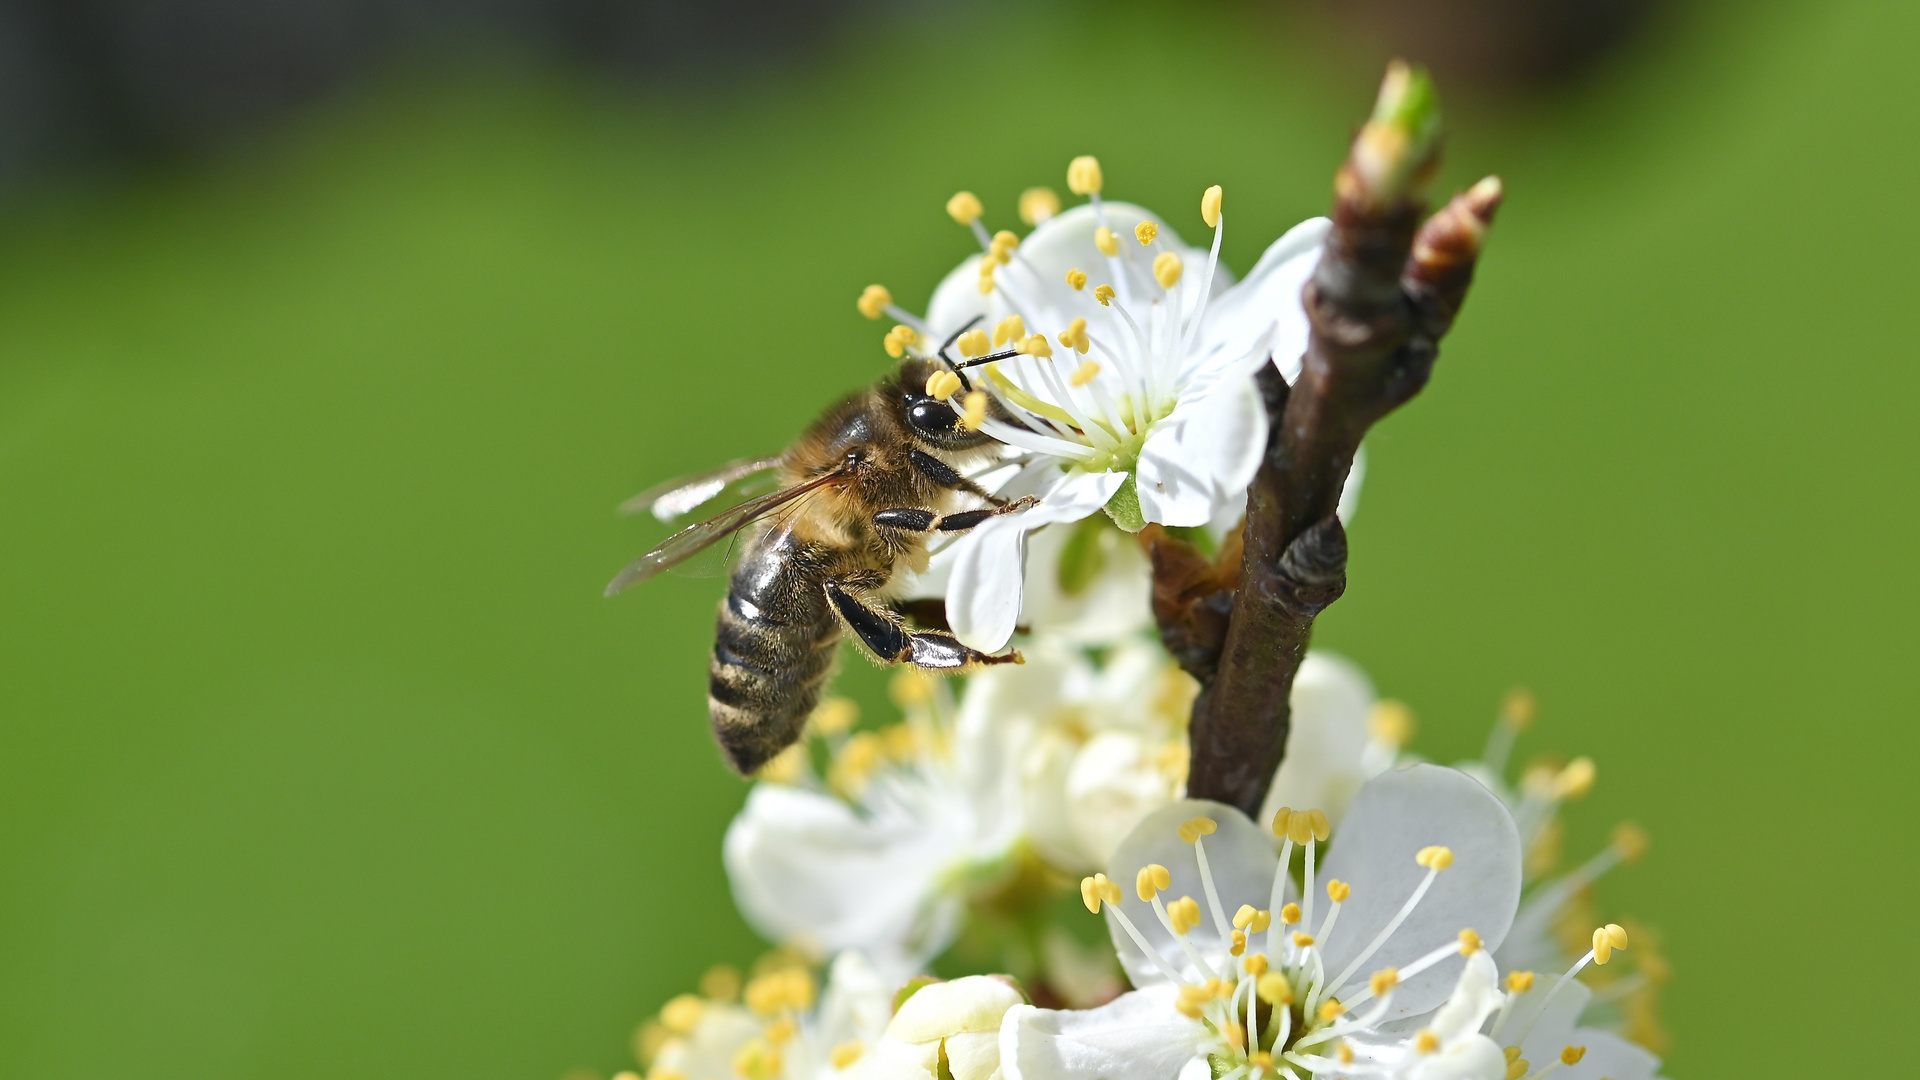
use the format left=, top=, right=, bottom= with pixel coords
left=895, top=357, right=997, bottom=451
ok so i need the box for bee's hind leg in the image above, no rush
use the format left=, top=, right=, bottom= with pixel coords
left=823, top=581, right=1023, bottom=671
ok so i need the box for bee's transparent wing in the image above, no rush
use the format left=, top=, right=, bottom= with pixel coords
left=618, top=455, right=785, bottom=522
left=604, top=467, right=847, bottom=596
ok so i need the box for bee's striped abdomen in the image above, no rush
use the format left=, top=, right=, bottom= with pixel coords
left=707, top=532, right=840, bottom=774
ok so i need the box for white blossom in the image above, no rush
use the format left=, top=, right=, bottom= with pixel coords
left=646, top=952, right=893, bottom=1080
left=1000, top=765, right=1527, bottom=1079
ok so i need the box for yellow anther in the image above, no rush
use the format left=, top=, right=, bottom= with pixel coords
left=1069, top=360, right=1100, bottom=386
left=1604, top=923, right=1629, bottom=949
left=1244, top=953, right=1269, bottom=976
left=1307, top=809, right=1331, bottom=841
left=991, top=229, right=1019, bottom=253
left=1280, top=903, right=1302, bottom=926
left=1178, top=983, right=1212, bottom=1003
left=1611, top=822, right=1650, bottom=863
left=1020, top=186, right=1061, bottom=225
left=1134, top=220, right=1158, bottom=245
left=1368, top=700, right=1416, bottom=746
left=1248, top=1050, right=1273, bottom=1071
left=976, top=267, right=995, bottom=295
left=1233, top=904, right=1258, bottom=930
left=1506, top=1057, right=1528, bottom=1080
left=1066, top=155, right=1103, bottom=195
left=1256, top=973, right=1293, bottom=1006
left=830, top=1041, right=865, bottom=1069
left=1554, top=757, right=1597, bottom=800
left=955, top=328, right=990, bottom=359
left=1094, top=227, right=1119, bottom=256
left=857, top=284, right=892, bottom=320
left=1172, top=896, right=1204, bottom=935
left=1080, top=876, right=1103, bottom=913
left=1504, top=1047, right=1522, bottom=1065
left=1165, top=896, right=1202, bottom=936
left=1506, top=971, right=1535, bottom=993
left=764, top=1018, right=797, bottom=1045
left=1136, top=863, right=1170, bottom=901
left=1561, top=1046, right=1587, bottom=1065
left=1591, top=926, right=1619, bottom=965
left=660, top=993, right=704, bottom=1033
left=1459, top=929, right=1483, bottom=955
left=1326, top=879, right=1351, bottom=903
left=1271, top=807, right=1293, bottom=837
left=1248, top=909, right=1271, bottom=932
left=1501, top=687, right=1537, bottom=731
left=1229, top=929, right=1247, bottom=955
left=1093, top=284, right=1115, bottom=306
left=1153, top=251, right=1182, bottom=288
left=1416, top=846, right=1455, bottom=870
left=883, top=325, right=915, bottom=358
left=1065, top=267, right=1087, bottom=290
left=732, top=1038, right=781, bottom=1080
left=1414, top=1029, right=1440, bottom=1055
left=1292, top=932, right=1315, bottom=948
left=1174, top=997, right=1204, bottom=1018
left=1223, top=1021, right=1246, bottom=1050
left=1212, top=976, right=1235, bottom=1000
left=1100, top=876, right=1122, bottom=905
left=992, top=315, right=1027, bottom=347
left=947, top=191, right=983, bottom=225
left=810, top=697, right=858, bottom=736
left=1178, top=815, right=1218, bottom=844
left=1059, top=317, right=1091, bottom=355
left=925, top=370, right=964, bottom=401
left=1286, top=813, right=1315, bottom=846
left=1319, top=999, right=1345, bottom=1022
left=1018, top=333, right=1053, bottom=359
left=959, top=390, right=988, bottom=431
left=1369, top=968, right=1400, bottom=997
left=1337, top=1043, right=1355, bottom=1065
left=828, top=731, right=882, bottom=796
left=879, top=722, right=918, bottom=761
left=1201, top=184, right=1223, bottom=228
left=701, top=964, right=742, bottom=1003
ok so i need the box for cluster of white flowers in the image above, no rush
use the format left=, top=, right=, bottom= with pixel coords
left=617, top=160, right=1671, bottom=1080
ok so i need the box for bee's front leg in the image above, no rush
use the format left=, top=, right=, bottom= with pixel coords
left=823, top=582, right=1022, bottom=670
left=871, top=495, right=1039, bottom=535
left=907, top=449, right=1008, bottom=505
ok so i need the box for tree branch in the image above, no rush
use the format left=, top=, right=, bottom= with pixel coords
left=1155, top=62, right=1505, bottom=817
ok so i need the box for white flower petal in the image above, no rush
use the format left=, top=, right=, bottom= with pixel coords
left=1196, top=217, right=1329, bottom=382
left=1553, top=1031, right=1664, bottom=1080
left=889, top=976, right=1025, bottom=1042
left=1000, top=985, right=1206, bottom=1080
left=946, top=470, right=1125, bottom=651
left=1103, top=800, right=1279, bottom=987
left=1016, top=517, right=1154, bottom=645
left=1134, top=370, right=1266, bottom=527
left=816, top=951, right=895, bottom=1050
left=723, top=783, right=971, bottom=978
left=1426, top=949, right=1504, bottom=1044
left=1065, top=731, right=1181, bottom=870
left=1406, top=1033, right=1507, bottom=1080
left=1259, top=652, right=1377, bottom=831
left=1504, top=975, right=1591, bottom=1062
left=1317, top=765, right=1523, bottom=1019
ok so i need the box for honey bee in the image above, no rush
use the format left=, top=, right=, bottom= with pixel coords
left=607, top=344, right=1035, bottom=775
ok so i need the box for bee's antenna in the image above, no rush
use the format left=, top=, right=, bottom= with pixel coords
left=950, top=350, right=1021, bottom=372
left=935, top=315, right=985, bottom=369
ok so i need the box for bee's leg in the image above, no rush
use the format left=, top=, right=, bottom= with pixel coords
left=872, top=495, right=1039, bottom=535
left=823, top=581, right=1022, bottom=670
left=908, top=449, right=1008, bottom=505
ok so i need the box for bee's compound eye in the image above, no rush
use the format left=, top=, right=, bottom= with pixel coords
left=843, top=448, right=867, bottom=465
left=906, top=398, right=961, bottom=435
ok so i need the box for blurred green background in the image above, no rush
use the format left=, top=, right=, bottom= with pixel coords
left=1, top=0, right=1912, bottom=1076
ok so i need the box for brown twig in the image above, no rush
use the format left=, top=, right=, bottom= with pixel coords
left=1154, top=62, right=1505, bottom=817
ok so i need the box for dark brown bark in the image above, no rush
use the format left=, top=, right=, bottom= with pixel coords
left=1158, top=69, right=1504, bottom=818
